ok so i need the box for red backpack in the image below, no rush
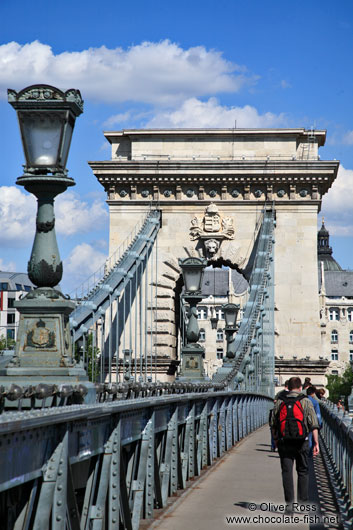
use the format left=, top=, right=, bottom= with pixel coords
left=277, top=395, right=307, bottom=440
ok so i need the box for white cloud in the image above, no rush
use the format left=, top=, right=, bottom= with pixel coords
left=321, top=166, right=353, bottom=236
left=0, top=186, right=36, bottom=246
left=103, top=111, right=132, bottom=128
left=342, top=131, right=353, bottom=145
left=145, top=97, right=287, bottom=128
left=55, top=192, right=108, bottom=236
left=63, top=243, right=107, bottom=294
left=0, top=187, right=108, bottom=245
left=0, top=258, right=17, bottom=272
left=0, top=40, right=255, bottom=105
left=280, top=80, right=291, bottom=89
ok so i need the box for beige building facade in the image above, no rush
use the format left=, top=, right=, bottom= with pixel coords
left=318, top=221, right=353, bottom=378
left=90, top=128, right=339, bottom=385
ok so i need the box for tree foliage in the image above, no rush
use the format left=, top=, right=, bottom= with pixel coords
left=0, top=334, right=15, bottom=351
left=75, top=333, right=100, bottom=382
left=326, top=363, right=353, bottom=406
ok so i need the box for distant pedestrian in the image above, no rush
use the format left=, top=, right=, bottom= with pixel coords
left=337, top=399, right=345, bottom=411
left=316, top=388, right=326, bottom=400
left=306, top=386, right=322, bottom=456
left=271, top=377, right=320, bottom=511
left=301, top=377, right=312, bottom=395
left=275, top=380, right=289, bottom=400
left=269, top=402, right=277, bottom=451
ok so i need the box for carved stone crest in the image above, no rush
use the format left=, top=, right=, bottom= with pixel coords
left=26, top=319, right=56, bottom=349
left=190, top=203, right=235, bottom=258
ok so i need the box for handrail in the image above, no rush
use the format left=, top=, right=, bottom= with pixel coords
left=319, top=400, right=353, bottom=527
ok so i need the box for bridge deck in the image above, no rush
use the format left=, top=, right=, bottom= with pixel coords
left=149, top=426, right=340, bottom=530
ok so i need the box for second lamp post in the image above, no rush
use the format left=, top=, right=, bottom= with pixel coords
left=178, top=257, right=207, bottom=380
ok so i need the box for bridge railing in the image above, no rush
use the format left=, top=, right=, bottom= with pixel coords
left=319, top=400, right=353, bottom=525
left=0, top=391, right=272, bottom=529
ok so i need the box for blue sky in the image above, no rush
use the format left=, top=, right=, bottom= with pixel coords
left=0, top=0, right=353, bottom=292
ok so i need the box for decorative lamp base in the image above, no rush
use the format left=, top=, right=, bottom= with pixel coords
left=0, top=288, right=95, bottom=402
left=178, top=345, right=206, bottom=381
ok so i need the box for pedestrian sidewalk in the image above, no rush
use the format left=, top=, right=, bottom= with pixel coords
left=149, top=425, right=335, bottom=530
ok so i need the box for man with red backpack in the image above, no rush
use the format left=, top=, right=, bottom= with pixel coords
left=271, top=376, right=320, bottom=510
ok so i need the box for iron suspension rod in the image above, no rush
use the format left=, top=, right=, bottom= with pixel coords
left=145, top=244, right=149, bottom=381
left=108, top=293, right=112, bottom=384
left=154, top=229, right=158, bottom=382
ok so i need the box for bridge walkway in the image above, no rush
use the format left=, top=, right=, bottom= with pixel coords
left=149, top=426, right=340, bottom=530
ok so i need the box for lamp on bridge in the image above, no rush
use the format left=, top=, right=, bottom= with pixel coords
left=222, top=303, right=240, bottom=361
left=0, top=85, right=94, bottom=404
left=178, top=257, right=207, bottom=380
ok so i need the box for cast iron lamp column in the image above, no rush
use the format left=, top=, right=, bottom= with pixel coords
left=178, top=257, right=207, bottom=380
left=0, top=85, right=94, bottom=400
left=222, top=303, right=240, bottom=361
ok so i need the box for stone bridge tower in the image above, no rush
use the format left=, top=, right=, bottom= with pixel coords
left=90, top=129, right=339, bottom=383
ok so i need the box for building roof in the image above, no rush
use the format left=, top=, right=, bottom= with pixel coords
left=104, top=128, right=327, bottom=145
left=201, top=269, right=248, bottom=297
left=323, top=270, right=353, bottom=298
left=0, top=271, right=34, bottom=291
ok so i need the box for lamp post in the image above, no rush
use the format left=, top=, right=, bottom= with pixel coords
left=0, top=85, right=94, bottom=401
left=178, top=257, right=207, bottom=380
left=222, top=303, right=240, bottom=361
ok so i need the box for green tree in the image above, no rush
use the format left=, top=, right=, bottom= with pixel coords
left=326, top=363, right=353, bottom=406
left=0, top=334, right=15, bottom=351
left=75, top=333, right=100, bottom=382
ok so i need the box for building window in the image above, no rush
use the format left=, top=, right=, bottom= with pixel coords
left=216, top=329, right=224, bottom=341
left=7, top=313, right=15, bottom=324
left=350, top=351, right=353, bottom=362
left=329, top=308, right=340, bottom=321
left=348, top=308, right=353, bottom=322
left=6, top=329, right=15, bottom=340
left=24, top=285, right=32, bottom=292
left=217, top=348, right=223, bottom=359
left=331, top=329, right=338, bottom=343
left=331, top=350, right=338, bottom=361
left=215, top=306, right=225, bottom=320
left=199, top=329, right=206, bottom=342
left=197, top=307, right=208, bottom=320
left=7, top=298, right=15, bottom=308
left=350, top=331, right=353, bottom=343
left=0, top=282, right=8, bottom=291
left=15, top=284, right=22, bottom=290
left=331, top=370, right=339, bottom=375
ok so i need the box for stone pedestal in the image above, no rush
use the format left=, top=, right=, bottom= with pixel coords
left=178, top=345, right=206, bottom=381
left=0, top=288, right=95, bottom=402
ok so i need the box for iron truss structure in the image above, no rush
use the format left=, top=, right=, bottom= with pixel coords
left=0, top=392, right=272, bottom=529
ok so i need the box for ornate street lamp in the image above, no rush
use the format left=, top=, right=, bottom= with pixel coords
left=178, top=257, right=207, bottom=380
left=0, top=85, right=93, bottom=402
left=222, top=303, right=240, bottom=360
left=8, top=84, right=83, bottom=288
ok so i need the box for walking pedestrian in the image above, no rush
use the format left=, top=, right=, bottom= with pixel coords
left=306, top=386, right=322, bottom=456
left=271, top=377, right=320, bottom=511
